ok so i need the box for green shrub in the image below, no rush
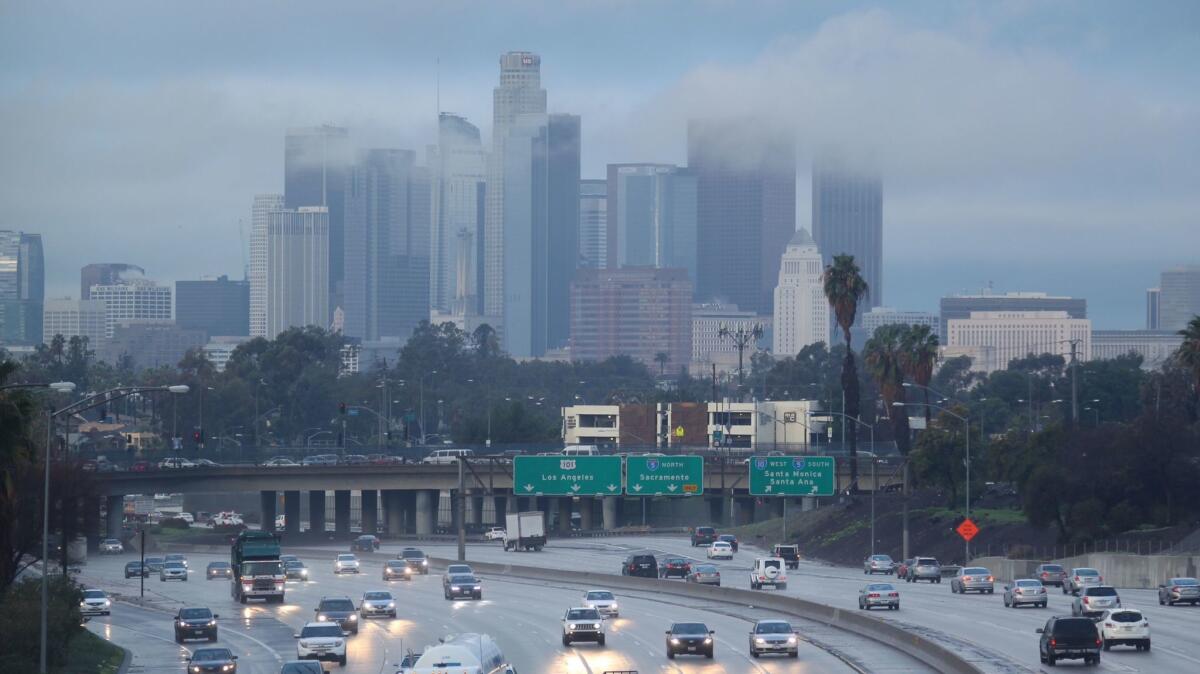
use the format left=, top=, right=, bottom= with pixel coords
left=159, top=517, right=190, bottom=529
left=0, top=576, right=85, bottom=672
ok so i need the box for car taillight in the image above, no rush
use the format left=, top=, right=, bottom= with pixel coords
left=1095, top=639, right=1102, bottom=646
left=868, top=593, right=880, bottom=598
left=988, top=576, right=994, bottom=582
left=1104, top=623, right=1114, bottom=628
left=1041, top=572, right=1048, bottom=577
left=1099, top=577, right=1103, bottom=582
left=1171, top=586, right=1180, bottom=592
left=1083, top=597, right=1090, bottom=604
left=1049, top=639, right=1056, bottom=647
left=889, top=592, right=898, bottom=597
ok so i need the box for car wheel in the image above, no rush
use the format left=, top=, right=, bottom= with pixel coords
left=936, top=578, right=941, bottom=584
left=1143, top=640, right=1151, bottom=651
left=706, top=648, right=714, bottom=659
left=1103, top=639, right=1110, bottom=651
left=778, top=583, right=787, bottom=590
left=598, top=634, right=606, bottom=647
left=895, top=603, right=900, bottom=610
left=1039, top=650, right=1046, bottom=664
left=1158, top=595, right=1164, bottom=605
left=750, top=649, right=759, bottom=658
left=1047, top=653, right=1056, bottom=666
left=210, top=633, right=217, bottom=642
left=338, top=655, right=346, bottom=666
left=790, top=650, right=799, bottom=658
left=667, top=650, right=675, bottom=660
left=1040, top=602, right=1047, bottom=608
left=562, top=634, right=570, bottom=646
left=987, top=589, right=993, bottom=594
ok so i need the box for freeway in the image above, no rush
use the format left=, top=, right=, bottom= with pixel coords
left=75, top=548, right=930, bottom=674
left=398, top=536, right=1200, bottom=674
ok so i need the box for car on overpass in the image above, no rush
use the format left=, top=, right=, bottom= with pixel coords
left=350, top=535, right=379, bottom=552
left=690, top=526, right=717, bottom=546
left=1073, top=585, right=1121, bottom=617
left=206, top=561, right=233, bottom=580
left=314, top=596, right=359, bottom=635
left=383, top=560, right=411, bottom=581
left=717, top=534, right=738, bottom=552
left=293, top=621, right=347, bottom=666
left=908, top=557, right=942, bottom=583
left=750, top=558, right=787, bottom=590
left=686, top=564, right=721, bottom=586
left=333, top=554, right=360, bottom=574
left=100, top=538, right=123, bottom=554
left=707, top=541, right=734, bottom=560
left=659, top=556, right=691, bottom=579
left=1034, top=563, right=1067, bottom=587
left=263, top=457, right=300, bottom=467
left=444, top=573, right=482, bottom=600
left=124, top=561, right=148, bottom=578
left=79, top=589, right=111, bottom=616
left=1065, top=567, right=1103, bottom=595
left=621, top=553, right=657, bottom=578
left=581, top=589, right=618, bottom=617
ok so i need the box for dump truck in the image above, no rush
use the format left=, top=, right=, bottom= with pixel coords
left=230, top=530, right=284, bottom=603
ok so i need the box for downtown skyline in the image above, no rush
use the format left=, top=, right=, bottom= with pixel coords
left=1, top=1, right=1197, bottom=328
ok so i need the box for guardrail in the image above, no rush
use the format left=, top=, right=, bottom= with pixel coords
left=430, top=556, right=982, bottom=674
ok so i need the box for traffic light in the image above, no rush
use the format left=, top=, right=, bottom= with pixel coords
left=338, top=402, right=347, bottom=415
left=193, top=430, right=202, bottom=444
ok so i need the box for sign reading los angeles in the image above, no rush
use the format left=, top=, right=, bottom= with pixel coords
left=513, top=456, right=623, bottom=496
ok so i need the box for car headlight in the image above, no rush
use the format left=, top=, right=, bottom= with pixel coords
left=704, top=637, right=713, bottom=644
left=404, top=567, right=412, bottom=573
left=301, top=569, right=308, bottom=576
left=208, top=620, right=217, bottom=626
left=755, top=637, right=766, bottom=644
left=421, top=560, right=428, bottom=565
left=318, top=614, right=326, bottom=621
left=387, top=602, right=395, bottom=608
left=451, top=586, right=460, bottom=591
left=222, top=665, right=234, bottom=672
left=348, top=614, right=357, bottom=621
left=192, top=667, right=202, bottom=673
left=787, top=636, right=797, bottom=645
left=670, top=638, right=680, bottom=644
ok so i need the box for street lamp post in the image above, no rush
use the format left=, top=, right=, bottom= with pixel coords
left=40, top=383, right=186, bottom=674
left=419, top=370, right=437, bottom=446
left=895, top=401, right=970, bottom=562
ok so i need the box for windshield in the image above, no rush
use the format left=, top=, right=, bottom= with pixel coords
left=586, top=591, right=613, bottom=600
left=567, top=609, right=600, bottom=620
left=664, top=557, right=686, bottom=564
left=694, top=564, right=718, bottom=573
left=180, top=608, right=212, bottom=619
left=364, top=592, right=391, bottom=600
left=1054, top=619, right=1097, bottom=637
left=917, top=558, right=938, bottom=565
left=191, top=649, right=232, bottom=662
left=145, top=557, right=163, bottom=563
left=868, top=584, right=894, bottom=591
left=450, top=575, right=478, bottom=583
left=83, top=590, right=105, bottom=598
left=697, top=527, right=714, bottom=534
left=1109, top=611, right=1143, bottom=623
left=320, top=599, right=354, bottom=611
left=164, top=562, right=185, bottom=569
left=755, top=622, right=792, bottom=634
left=126, top=562, right=143, bottom=568
left=337, top=555, right=356, bottom=561
left=301, top=625, right=343, bottom=638
left=672, top=623, right=709, bottom=635
left=402, top=550, right=425, bottom=559
left=209, top=562, right=230, bottom=568
left=1016, top=580, right=1042, bottom=588
left=1172, top=578, right=1199, bottom=586
left=285, top=561, right=304, bottom=568
left=103, top=539, right=119, bottom=544
left=963, top=568, right=989, bottom=575
left=1086, top=587, right=1118, bottom=596
left=447, top=565, right=471, bottom=573
left=386, top=561, right=405, bottom=568
left=719, top=535, right=735, bottom=541
left=1075, top=569, right=1099, bottom=576
left=871, top=555, right=891, bottom=561
left=243, top=561, right=281, bottom=575
left=1042, top=565, right=1064, bottom=572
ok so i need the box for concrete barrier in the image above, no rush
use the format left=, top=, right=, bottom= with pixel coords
left=431, top=556, right=981, bottom=674
left=970, top=553, right=1200, bottom=589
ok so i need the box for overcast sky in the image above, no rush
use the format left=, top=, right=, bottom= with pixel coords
left=2, top=0, right=1197, bottom=328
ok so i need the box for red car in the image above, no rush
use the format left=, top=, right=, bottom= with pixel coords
left=896, top=558, right=914, bottom=580
left=130, top=461, right=153, bottom=472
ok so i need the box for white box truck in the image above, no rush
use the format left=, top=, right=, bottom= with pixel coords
left=503, top=511, right=546, bottom=551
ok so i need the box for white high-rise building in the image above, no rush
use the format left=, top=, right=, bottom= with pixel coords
left=89, top=279, right=172, bottom=338
left=947, top=311, right=1091, bottom=372
left=250, top=193, right=283, bottom=337
left=266, top=206, right=329, bottom=339
left=861, top=307, right=940, bottom=341
left=484, top=51, right=546, bottom=323
left=430, top=113, right=486, bottom=314
left=773, top=229, right=828, bottom=356
left=42, top=298, right=106, bottom=345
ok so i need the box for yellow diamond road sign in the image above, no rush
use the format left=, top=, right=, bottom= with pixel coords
left=674, top=425, right=685, bottom=438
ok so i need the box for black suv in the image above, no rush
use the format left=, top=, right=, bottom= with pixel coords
left=691, top=526, right=717, bottom=547
left=1037, top=616, right=1101, bottom=666
left=622, top=553, right=658, bottom=578
left=173, top=607, right=218, bottom=643
left=665, top=622, right=715, bottom=659
left=773, top=544, right=800, bottom=570
left=315, top=596, right=359, bottom=635
left=659, top=556, right=692, bottom=579
left=350, top=535, right=378, bottom=552
left=124, top=561, right=148, bottom=578
left=399, top=548, right=429, bottom=574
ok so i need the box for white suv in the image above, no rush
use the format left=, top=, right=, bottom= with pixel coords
left=750, top=558, right=788, bottom=590
left=484, top=527, right=506, bottom=541
left=334, top=554, right=360, bottom=574
left=562, top=607, right=606, bottom=646
left=582, top=589, right=618, bottom=618
left=294, top=621, right=347, bottom=666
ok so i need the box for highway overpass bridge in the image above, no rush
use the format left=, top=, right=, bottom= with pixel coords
left=89, top=458, right=897, bottom=546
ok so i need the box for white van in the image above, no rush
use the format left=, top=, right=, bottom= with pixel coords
left=422, top=448, right=475, bottom=465
left=561, top=445, right=600, bottom=456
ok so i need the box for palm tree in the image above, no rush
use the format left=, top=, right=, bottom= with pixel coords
left=1176, top=315, right=1200, bottom=420
left=863, top=324, right=911, bottom=453
left=654, top=352, right=669, bottom=377
left=822, top=254, right=869, bottom=490
left=899, top=324, right=940, bottom=428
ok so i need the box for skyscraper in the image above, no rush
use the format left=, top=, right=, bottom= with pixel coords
left=80, top=263, right=144, bottom=301
left=285, top=125, right=349, bottom=318
left=773, top=229, right=828, bottom=356
left=578, top=179, right=607, bottom=269
left=570, top=267, right=693, bottom=372
left=175, top=275, right=250, bottom=338
left=430, top=113, right=486, bottom=314
left=605, top=164, right=697, bottom=285
left=0, top=230, right=45, bottom=345
left=42, top=299, right=106, bottom=346
left=343, top=149, right=431, bottom=342
left=249, top=194, right=284, bottom=337
left=688, top=119, right=795, bottom=314
left=502, top=113, right=580, bottom=357
left=266, top=206, right=329, bottom=338
left=89, top=278, right=172, bottom=338
left=484, top=51, right=547, bottom=321
left=1145, top=287, right=1161, bottom=330
left=1158, top=265, right=1200, bottom=332
left=812, top=157, right=883, bottom=333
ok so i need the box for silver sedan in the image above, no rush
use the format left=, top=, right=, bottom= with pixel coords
left=950, top=567, right=994, bottom=594
left=858, top=582, right=900, bottom=610
left=1003, top=579, right=1047, bottom=608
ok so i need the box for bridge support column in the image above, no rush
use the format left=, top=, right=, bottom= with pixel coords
left=383, top=490, right=404, bottom=536
left=733, top=497, right=754, bottom=526
left=557, top=498, right=573, bottom=534
left=415, top=490, right=436, bottom=535
left=83, top=496, right=101, bottom=551
left=602, top=496, right=618, bottom=531
left=283, top=491, right=300, bottom=535
left=493, top=496, right=509, bottom=525
left=469, top=496, right=484, bottom=528
left=402, top=491, right=417, bottom=534
left=106, top=495, right=124, bottom=541
left=753, top=498, right=774, bottom=523
left=579, top=498, right=595, bottom=530
left=361, top=490, right=378, bottom=534
left=308, top=490, right=326, bottom=534
left=334, top=490, right=351, bottom=537
left=261, top=491, right=277, bottom=533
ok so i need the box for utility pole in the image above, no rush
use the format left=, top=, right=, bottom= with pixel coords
left=1069, top=339, right=1080, bottom=426
left=456, top=456, right=467, bottom=562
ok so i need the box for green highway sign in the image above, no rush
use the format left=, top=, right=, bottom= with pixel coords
left=748, top=455, right=836, bottom=496
left=513, top=456, right=623, bottom=496
left=625, top=455, right=704, bottom=496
